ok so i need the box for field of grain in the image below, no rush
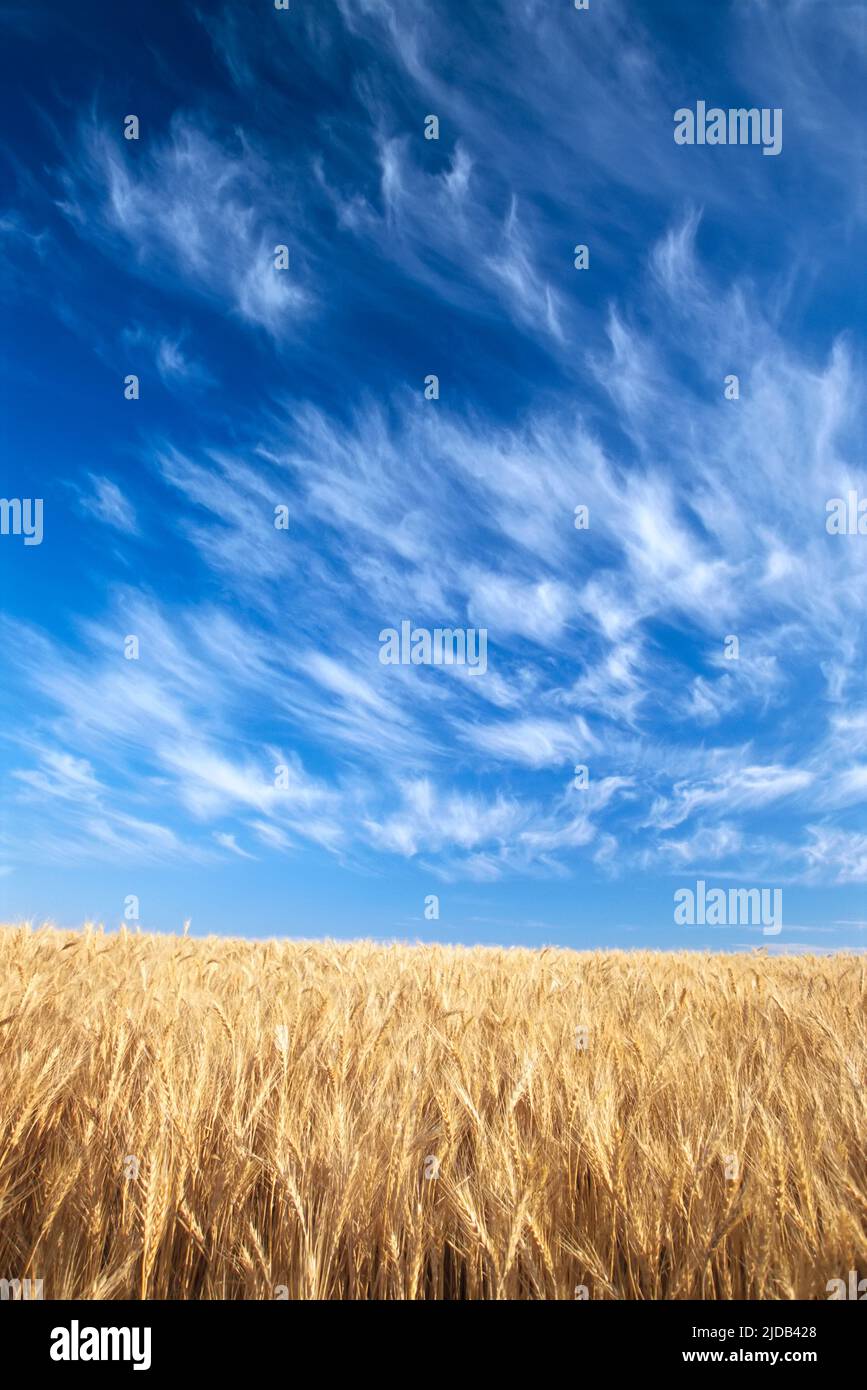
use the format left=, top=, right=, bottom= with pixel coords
left=0, top=923, right=864, bottom=1299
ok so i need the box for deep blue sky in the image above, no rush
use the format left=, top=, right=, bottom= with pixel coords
left=1, top=0, right=865, bottom=951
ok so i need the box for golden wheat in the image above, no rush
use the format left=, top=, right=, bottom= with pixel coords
left=0, top=923, right=864, bottom=1299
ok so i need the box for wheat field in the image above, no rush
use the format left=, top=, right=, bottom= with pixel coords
left=0, top=923, right=864, bottom=1300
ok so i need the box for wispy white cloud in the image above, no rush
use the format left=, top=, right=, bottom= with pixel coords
left=647, top=764, right=814, bottom=833
left=122, top=323, right=216, bottom=389
left=458, top=716, right=596, bottom=769
left=79, top=475, right=138, bottom=534
left=802, top=828, right=867, bottom=885
left=213, top=831, right=256, bottom=859
left=2, top=2, right=863, bottom=921
left=59, top=115, right=313, bottom=335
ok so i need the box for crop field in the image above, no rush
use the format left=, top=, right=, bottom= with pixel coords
left=0, top=924, right=864, bottom=1299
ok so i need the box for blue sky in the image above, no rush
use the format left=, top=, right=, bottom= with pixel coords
left=1, top=0, right=865, bottom=951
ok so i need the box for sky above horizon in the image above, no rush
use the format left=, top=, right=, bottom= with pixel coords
left=1, top=0, right=865, bottom=952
